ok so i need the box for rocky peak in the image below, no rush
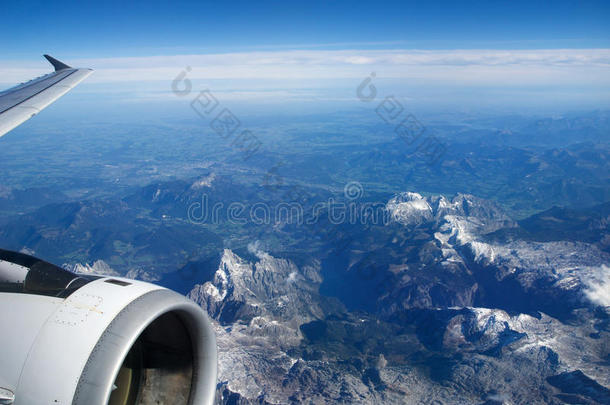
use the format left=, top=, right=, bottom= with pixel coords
left=188, top=249, right=339, bottom=326
left=387, top=192, right=513, bottom=233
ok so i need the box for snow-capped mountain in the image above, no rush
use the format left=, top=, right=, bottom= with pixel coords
left=188, top=237, right=609, bottom=404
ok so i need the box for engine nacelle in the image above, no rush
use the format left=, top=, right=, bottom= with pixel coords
left=0, top=249, right=217, bottom=405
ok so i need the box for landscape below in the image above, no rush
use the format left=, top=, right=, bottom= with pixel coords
left=0, top=109, right=608, bottom=404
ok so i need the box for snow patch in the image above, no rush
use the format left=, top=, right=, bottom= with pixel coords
left=205, top=282, right=226, bottom=301
left=386, top=192, right=432, bottom=226
left=287, top=271, right=298, bottom=284
left=69, top=260, right=120, bottom=277
left=190, top=173, right=216, bottom=189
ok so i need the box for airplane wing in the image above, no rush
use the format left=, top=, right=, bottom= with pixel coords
left=0, top=55, right=93, bottom=138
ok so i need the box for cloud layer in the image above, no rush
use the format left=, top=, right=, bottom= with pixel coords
left=2, top=49, right=609, bottom=86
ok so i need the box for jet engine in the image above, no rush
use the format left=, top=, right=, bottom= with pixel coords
left=0, top=249, right=217, bottom=405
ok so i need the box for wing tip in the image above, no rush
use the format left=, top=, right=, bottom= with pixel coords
left=43, top=54, right=72, bottom=71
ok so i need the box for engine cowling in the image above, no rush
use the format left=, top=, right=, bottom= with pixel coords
left=0, top=249, right=217, bottom=405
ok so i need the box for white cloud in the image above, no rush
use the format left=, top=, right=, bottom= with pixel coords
left=247, top=240, right=269, bottom=259
left=1, top=49, right=609, bottom=86
left=582, top=265, right=610, bottom=307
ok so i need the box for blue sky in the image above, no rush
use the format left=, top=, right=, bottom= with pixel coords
left=1, top=1, right=609, bottom=113
left=2, top=0, right=609, bottom=58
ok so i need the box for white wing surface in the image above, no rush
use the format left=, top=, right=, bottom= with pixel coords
left=0, top=55, right=92, bottom=138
